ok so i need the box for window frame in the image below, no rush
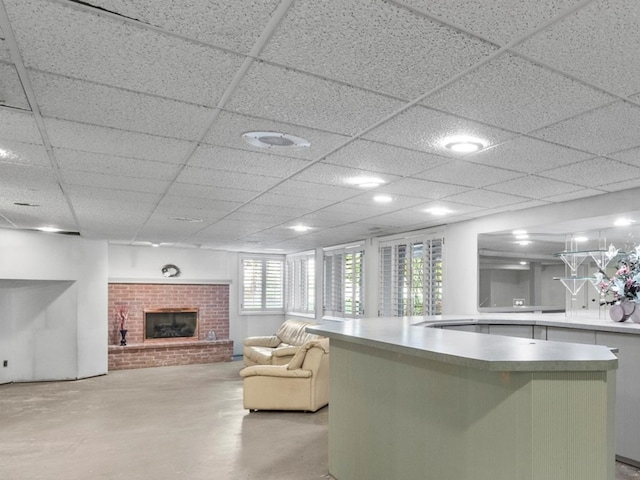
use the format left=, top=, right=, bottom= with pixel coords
left=239, top=254, right=285, bottom=315
left=378, top=235, right=443, bottom=317
left=285, top=250, right=316, bottom=317
left=323, top=244, right=365, bottom=320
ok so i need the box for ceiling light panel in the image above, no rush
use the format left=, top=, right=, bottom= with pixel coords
left=291, top=163, right=399, bottom=187
left=0, top=140, right=50, bottom=167
left=362, top=105, right=516, bottom=155
left=422, top=53, right=613, bottom=133
left=268, top=179, right=361, bottom=202
left=30, top=71, right=218, bottom=141
left=45, top=118, right=194, bottom=164
left=444, top=188, right=529, bottom=209
left=7, top=0, right=246, bottom=107
left=225, top=62, right=405, bottom=136
left=258, top=0, right=497, bottom=99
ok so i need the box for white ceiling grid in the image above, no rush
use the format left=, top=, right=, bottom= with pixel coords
left=1, top=0, right=640, bottom=252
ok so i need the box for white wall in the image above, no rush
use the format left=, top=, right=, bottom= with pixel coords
left=0, top=230, right=107, bottom=382
left=108, top=245, right=285, bottom=356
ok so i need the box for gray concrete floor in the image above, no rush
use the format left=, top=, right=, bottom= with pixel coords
left=0, top=360, right=637, bottom=480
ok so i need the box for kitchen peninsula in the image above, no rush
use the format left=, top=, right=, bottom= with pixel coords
left=308, top=313, right=620, bottom=480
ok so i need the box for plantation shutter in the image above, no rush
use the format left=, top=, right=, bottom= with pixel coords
left=241, top=256, right=284, bottom=313
left=285, top=251, right=315, bottom=315
left=324, top=245, right=365, bottom=318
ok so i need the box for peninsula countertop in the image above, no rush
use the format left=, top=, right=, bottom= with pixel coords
left=306, top=313, right=619, bottom=372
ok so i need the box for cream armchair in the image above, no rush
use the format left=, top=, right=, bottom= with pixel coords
left=242, top=319, right=322, bottom=366
left=239, top=338, right=329, bottom=412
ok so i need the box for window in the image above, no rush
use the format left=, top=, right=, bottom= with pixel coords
left=240, top=255, right=284, bottom=314
left=379, top=236, right=443, bottom=316
left=324, top=245, right=365, bottom=318
left=285, top=251, right=315, bottom=316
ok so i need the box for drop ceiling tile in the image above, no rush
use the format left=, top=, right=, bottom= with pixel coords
left=268, top=179, right=359, bottom=202
left=467, top=136, right=591, bottom=174
left=599, top=178, right=640, bottom=193
left=513, top=0, right=640, bottom=96
left=188, top=144, right=310, bottom=178
left=87, top=0, right=280, bottom=53
left=416, top=159, right=524, bottom=188
left=30, top=71, right=217, bottom=141
left=291, top=163, right=401, bottom=187
left=6, top=0, right=244, bottom=106
left=0, top=109, right=42, bottom=144
left=329, top=193, right=427, bottom=211
left=0, top=63, right=30, bottom=110
left=0, top=30, right=12, bottom=62
left=66, top=185, right=161, bottom=205
left=54, top=148, right=180, bottom=180
left=252, top=192, right=336, bottom=212
left=400, top=0, right=584, bottom=45
left=165, top=183, right=257, bottom=203
left=443, top=188, right=529, bottom=208
left=231, top=201, right=309, bottom=218
left=375, top=177, right=470, bottom=200
left=537, top=157, right=640, bottom=189
left=417, top=200, right=486, bottom=217
left=222, top=210, right=295, bottom=226
left=0, top=163, right=58, bottom=190
left=544, top=188, right=607, bottom=203
left=44, top=118, right=194, bottom=164
left=157, top=195, right=243, bottom=216
left=607, top=146, right=640, bottom=168
left=485, top=175, right=583, bottom=199
left=422, top=53, right=613, bottom=133
left=0, top=189, right=74, bottom=230
left=176, top=166, right=282, bottom=191
left=324, top=140, right=447, bottom=176
left=226, top=61, right=405, bottom=136
left=530, top=101, right=640, bottom=155
left=362, top=105, right=516, bottom=155
left=61, top=170, right=170, bottom=194
left=260, top=0, right=497, bottom=99
left=0, top=140, right=49, bottom=167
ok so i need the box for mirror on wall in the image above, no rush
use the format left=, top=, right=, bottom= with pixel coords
left=477, top=215, right=640, bottom=312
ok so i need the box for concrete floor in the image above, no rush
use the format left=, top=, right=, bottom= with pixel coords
left=0, top=360, right=638, bottom=480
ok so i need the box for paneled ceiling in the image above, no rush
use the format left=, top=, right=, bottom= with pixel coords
left=1, top=0, right=640, bottom=252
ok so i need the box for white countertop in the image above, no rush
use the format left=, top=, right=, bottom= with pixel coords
left=307, top=313, right=620, bottom=372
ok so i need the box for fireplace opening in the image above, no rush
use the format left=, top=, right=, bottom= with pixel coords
left=144, top=308, right=198, bottom=340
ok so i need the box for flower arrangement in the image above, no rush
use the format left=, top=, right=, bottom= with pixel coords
left=594, top=245, right=640, bottom=319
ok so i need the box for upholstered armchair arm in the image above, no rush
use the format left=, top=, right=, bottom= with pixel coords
left=242, top=335, right=281, bottom=348
left=271, top=346, right=300, bottom=358
left=239, top=365, right=312, bottom=379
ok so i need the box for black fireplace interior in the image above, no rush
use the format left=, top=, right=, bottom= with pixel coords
left=144, top=309, right=197, bottom=339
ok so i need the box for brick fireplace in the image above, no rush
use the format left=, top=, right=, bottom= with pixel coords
left=107, top=283, right=233, bottom=370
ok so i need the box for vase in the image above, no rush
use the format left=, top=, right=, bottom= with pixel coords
left=120, top=329, right=128, bottom=346
left=610, top=300, right=637, bottom=322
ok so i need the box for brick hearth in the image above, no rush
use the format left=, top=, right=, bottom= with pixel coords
left=107, top=283, right=233, bottom=370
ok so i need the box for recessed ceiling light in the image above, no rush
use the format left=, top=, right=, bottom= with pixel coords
left=373, top=194, right=394, bottom=203
left=614, top=218, right=635, bottom=227
left=424, top=207, right=453, bottom=216
left=151, top=243, right=160, bottom=247
left=290, top=225, right=312, bottom=232
left=37, top=226, right=63, bottom=233
left=512, top=229, right=527, bottom=235
left=441, top=135, right=487, bottom=153
left=345, top=176, right=385, bottom=188
left=242, top=131, right=310, bottom=149
left=574, top=236, right=588, bottom=242
left=520, top=261, right=528, bottom=265
left=0, top=148, right=9, bottom=158
left=515, top=234, right=529, bottom=240
left=516, top=240, right=532, bottom=246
